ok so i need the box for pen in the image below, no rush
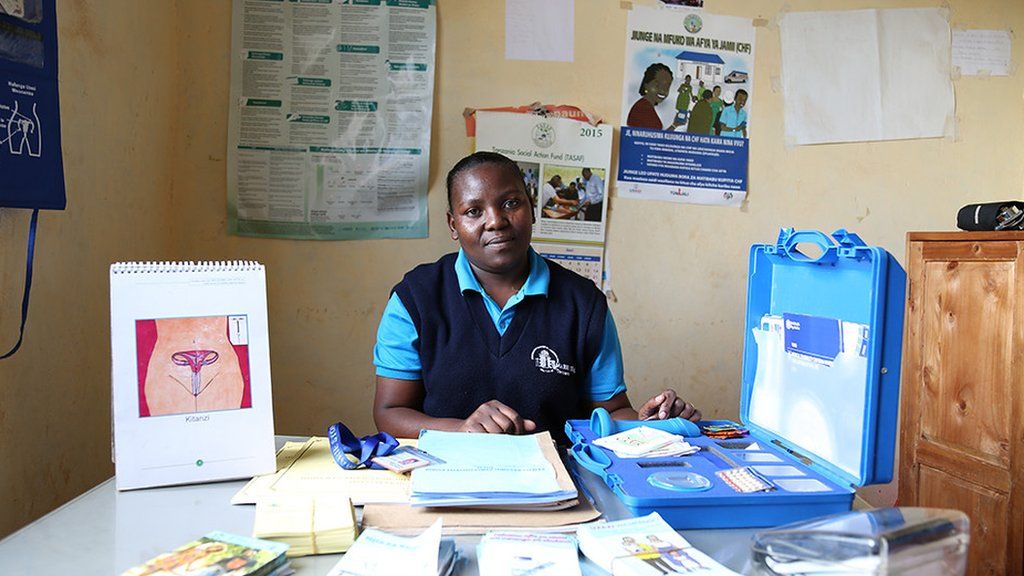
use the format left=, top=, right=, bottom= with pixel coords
left=772, top=440, right=812, bottom=466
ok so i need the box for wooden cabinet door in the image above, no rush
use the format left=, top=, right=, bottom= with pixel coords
left=900, top=238, right=1024, bottom=576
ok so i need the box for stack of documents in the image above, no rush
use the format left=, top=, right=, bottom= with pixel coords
left=253, top=494, right=358, bottom=557
left=410, top=431, right=577, bottom=508
left=593, top=426, right=699, bottom=458
left=578, top=513, right=737, bottom=576
left=232, top=437, right=412, bottom=506
left=326, top=519, right=457, bottom=576
left=477, top=532, right=582, bottom=576
left=362, top=497, right=601, bottom=535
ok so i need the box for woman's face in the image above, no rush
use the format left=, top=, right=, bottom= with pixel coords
left=645, top=69, right=673, bottom=104
left=447, top=163, right=534, bottom=276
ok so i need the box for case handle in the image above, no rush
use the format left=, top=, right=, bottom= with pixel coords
left=774, top=228, right=838, bottom=264
left=570, top=442, right=612, bottom=475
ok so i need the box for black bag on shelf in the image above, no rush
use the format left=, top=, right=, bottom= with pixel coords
left=956, top=201, right=1024, bottom=231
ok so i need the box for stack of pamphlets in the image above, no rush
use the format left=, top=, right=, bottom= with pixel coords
left=326, top=519, right=458, bottom=576
left=578, top=513, right=738, bottom=575
left=700, top=423, right=749, bottom=440
left=121, top=531, right=292, bottom=576
left=410, top=431, right=577, bottom=508
left=592, top=427, right=699, bottom=458
left=477, top=532, right=582, bottom=576
left=231, top=437, right=412, bottom=506
left=253, top=494, right=358, bottom=556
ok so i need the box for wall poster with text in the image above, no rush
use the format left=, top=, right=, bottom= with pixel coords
left=227, top=0, right=436, bottom=240
left=618, top=7, right=754, bottom=207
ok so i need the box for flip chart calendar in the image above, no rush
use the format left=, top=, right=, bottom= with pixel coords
left=110, top=261, right=276, bottom=490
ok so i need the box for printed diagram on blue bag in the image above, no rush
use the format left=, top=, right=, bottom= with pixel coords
left=1, top=0, right=66, bottom=211
left=1, top=93, right=41, bottom=157
left=1, top=0, right=45, bottom=156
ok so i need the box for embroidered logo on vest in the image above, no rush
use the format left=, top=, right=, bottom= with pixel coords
left=531, top=345, right=576, bottom=376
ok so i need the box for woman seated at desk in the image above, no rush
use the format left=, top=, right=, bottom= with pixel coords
left=372, top=151, right=701, bottom=438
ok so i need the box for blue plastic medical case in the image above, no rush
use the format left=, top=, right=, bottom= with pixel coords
left=566, top=229, right=907, bottom=529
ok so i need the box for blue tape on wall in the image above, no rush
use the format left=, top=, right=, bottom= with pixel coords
left=0, top=0, right=65, bottom=210
left=0, top=208, right=38, bottom=359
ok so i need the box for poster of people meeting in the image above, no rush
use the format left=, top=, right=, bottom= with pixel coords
left=618, top=7, right=755, bottom=207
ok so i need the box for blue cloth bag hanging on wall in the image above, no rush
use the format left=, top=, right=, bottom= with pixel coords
left=0, top=0, right=64, bottom=358
left=0, top=0, right=64, bottom=210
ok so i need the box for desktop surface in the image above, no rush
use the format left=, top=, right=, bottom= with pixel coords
left=0, top=437, right=758, bottom=575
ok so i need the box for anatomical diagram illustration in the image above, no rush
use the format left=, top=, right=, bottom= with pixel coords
left=136, top=315, right=252, bottom=417
left=1, top=100, right=42, bottom=157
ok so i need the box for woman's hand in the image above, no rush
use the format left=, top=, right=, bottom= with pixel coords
left=460, top=400, right=537, bottom=434
left=637, top=389, right=702, bottom=422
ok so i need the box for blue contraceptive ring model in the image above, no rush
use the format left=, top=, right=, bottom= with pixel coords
left=589, top=407, right=702, bottom=438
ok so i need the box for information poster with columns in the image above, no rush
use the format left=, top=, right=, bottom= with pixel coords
left=227, top=0, right=436, bottom=240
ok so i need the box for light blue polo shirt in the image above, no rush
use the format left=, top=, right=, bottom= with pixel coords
left=374, top=248, right=627, bottom=401
left=718, top=104, right=748, bottom=138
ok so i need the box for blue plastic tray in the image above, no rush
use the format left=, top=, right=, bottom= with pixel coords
left=566, top=418, right=855, bottom=529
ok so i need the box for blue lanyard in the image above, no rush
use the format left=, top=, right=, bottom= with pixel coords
left=327, top=421, right=399, bottom=470
left=1, top=209, right=39, bottom=360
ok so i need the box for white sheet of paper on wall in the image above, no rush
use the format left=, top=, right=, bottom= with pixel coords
left=780, top=8, right=954, bottom=145
left=952, top=29, right=1011, bottom=76
left=505, top=0, right=574, bottom=62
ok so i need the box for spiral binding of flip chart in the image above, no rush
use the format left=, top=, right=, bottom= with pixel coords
left=110, top=261, right=264, bottom=274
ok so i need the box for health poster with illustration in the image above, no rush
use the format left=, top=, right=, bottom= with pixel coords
left=618, top=7, right=754, bottom=207
left=227, top=0, right=436, bottom=240
left=475, top=111, right=612, bottom=288
left=110, top=262, right=275, bottom=491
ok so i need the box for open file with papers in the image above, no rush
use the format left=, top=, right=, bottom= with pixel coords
left=410, top=431, right=577, bottom=508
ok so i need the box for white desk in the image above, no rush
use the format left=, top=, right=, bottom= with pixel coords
left=0, top=438, right=758, bottom=575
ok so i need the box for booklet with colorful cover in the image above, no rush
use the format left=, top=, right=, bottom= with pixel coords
left=120, top=531, right=289, bottom=576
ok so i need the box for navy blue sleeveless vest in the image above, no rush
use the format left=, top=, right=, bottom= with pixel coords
left=393, top=253, right=607, bottom=438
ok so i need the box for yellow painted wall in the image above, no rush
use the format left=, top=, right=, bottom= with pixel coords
left=1, top=0, right=1021, bottom=537
left=0, top=1, right=180, bottom=537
